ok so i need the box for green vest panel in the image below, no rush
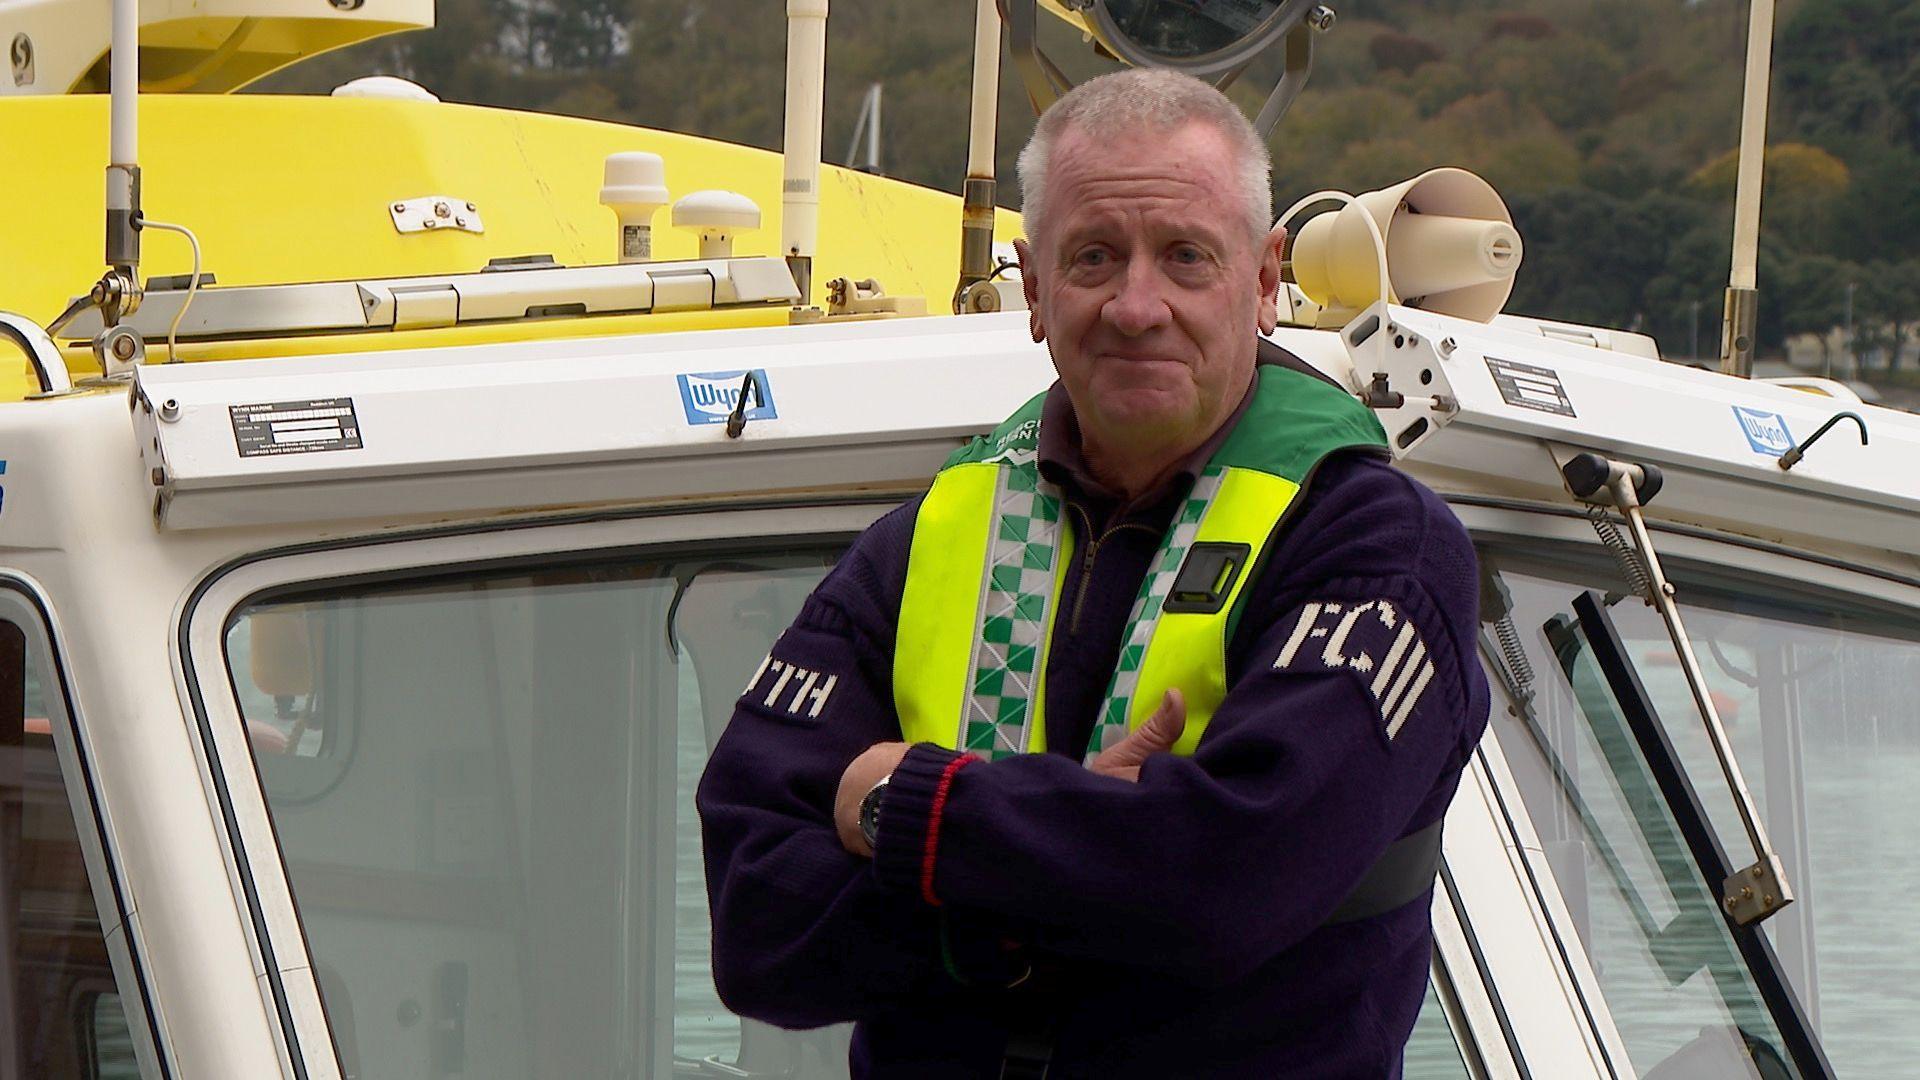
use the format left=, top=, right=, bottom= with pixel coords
left=895, top=364, right=1387, bottom=762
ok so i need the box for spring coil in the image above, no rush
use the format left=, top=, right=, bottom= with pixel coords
left=1588, top=504, right=1655, bottom=601
left=1492, top=613, right=1536, bottom=700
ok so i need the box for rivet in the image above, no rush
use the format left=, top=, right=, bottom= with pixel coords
left=111, top=335, right=136, bottom=360
left=158, top=398, right=180, bottom=422
left=465, top=201, right=476, bottom=212
left=1741, top=886, right=1753, bottom=899
left=1764, top=894, right=1776, bottom=907
left=424, top=219, right=437, bottom=229
left=433, top=201, right=451, bottom=218
left=1753, top=866, right=1765, bottom=878
left=392, top=202, right=405, bottom=213
left=455, top=216, right=467, bottom=228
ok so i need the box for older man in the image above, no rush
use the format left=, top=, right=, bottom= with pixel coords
left=699, top=68, right=1489, bottom=1077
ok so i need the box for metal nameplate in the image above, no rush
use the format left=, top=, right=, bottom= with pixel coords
left=230, top=398, right=364, bottom=458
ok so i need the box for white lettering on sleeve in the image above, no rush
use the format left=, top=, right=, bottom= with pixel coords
left=764, top=661, right=798, bottom=707
left=803, top=674, right=838, bottom=718
left=1273, top=597, right=1437, bottom=740
left=787, top=669, right=819, bottom=713
left=1274, top=602, right=1329, bottom=669
left=743, top=653, right=772, bottom=695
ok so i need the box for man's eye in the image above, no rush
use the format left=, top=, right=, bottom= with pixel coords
left=1170, top=245, right=1206, bottom=265
left=1073, top=247, right=1111, bottom=268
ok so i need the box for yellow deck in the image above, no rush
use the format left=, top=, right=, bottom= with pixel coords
left=0, top=94, right=1023, bottom=400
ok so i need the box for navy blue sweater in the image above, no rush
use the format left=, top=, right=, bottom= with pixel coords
left=697, top=386, right=1490, bottom=1078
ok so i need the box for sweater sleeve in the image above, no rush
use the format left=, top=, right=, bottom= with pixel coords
left=695, top=502, right=1020, bottom=1028
left=867, top=461, right=1491, bottom=987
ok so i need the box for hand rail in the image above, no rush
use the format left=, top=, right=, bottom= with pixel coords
left=0, top=312, right=76, bottom=395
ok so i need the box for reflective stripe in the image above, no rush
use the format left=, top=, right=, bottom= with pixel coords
left=896, top=463, right=999, bottom=749
left=1125, top=467, right=1298, bottom=756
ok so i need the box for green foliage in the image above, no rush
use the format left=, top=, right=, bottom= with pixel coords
left=244, top=0, right=1918, bottom=363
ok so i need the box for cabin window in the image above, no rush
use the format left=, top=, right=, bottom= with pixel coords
left=220, top=542, right=1484, bottom=1078
left=0, top=616, right=140, bottom=1079
left=1479, top=543, right=1919, bottom=1077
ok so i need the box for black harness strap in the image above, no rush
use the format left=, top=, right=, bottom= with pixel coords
left=1325, top=818, right=1446, bottom=924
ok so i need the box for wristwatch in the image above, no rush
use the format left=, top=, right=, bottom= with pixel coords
left=858, top=775, right=890, bottom=850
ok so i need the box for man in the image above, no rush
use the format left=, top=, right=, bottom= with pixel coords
left=699, top=68, right=1489, bottom=1077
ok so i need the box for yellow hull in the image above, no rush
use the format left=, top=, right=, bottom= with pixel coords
left=0, top=94, right=1023, bottom=400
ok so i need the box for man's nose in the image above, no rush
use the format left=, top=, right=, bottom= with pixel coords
left=1102, top=259, right=1172, bottom=336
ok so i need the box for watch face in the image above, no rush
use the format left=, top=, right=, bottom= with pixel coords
left=860, top=780, right=886, bottom=845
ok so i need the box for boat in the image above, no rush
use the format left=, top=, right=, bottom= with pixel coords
left=0, top=0, right=1909, bottom=1075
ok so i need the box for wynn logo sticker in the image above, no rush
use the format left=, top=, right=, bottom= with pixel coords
left=678, top=370, right=776, bottom=426
left=1731, top=405, right=1794, bottom=457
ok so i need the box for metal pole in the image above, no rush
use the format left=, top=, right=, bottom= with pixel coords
left=98, top=0, right=144, bottom=325
left=1690, top=299, right=1700, bottom=361
left=1719, top=0, right=1777, bottom=378
left=781, top=0, right=829, bottom=306
left=1843, top=281, right=1854, bottom=378
left=954, top=0, right=1003, bottom=314
left=1607, top=474, right=1791, bottom=926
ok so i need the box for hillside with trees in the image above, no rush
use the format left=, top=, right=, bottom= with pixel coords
left=255, top=0, right=1920, bottom=379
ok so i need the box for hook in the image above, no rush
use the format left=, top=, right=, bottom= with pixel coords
left=724, top=371, right=761, bottom=439
left=1778, top=410, right=1868, bottom=471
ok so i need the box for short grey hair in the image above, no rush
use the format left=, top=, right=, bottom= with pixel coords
left=1016, top=68, right=1272, bottom=246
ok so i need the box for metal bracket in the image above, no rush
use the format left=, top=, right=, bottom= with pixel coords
left=1724, top=854, right=1791, bottom=924
left=1341, top=303, right=1461, bottom=457
left=390, top=197, right=484, bottom=235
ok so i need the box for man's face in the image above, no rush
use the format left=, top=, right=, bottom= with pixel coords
left=1018, top=121, right=1284, bottom=455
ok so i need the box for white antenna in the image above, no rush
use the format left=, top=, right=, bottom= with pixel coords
left=953, top=0, right=1003, bottom=314
left=781, top=0, right=829, bottom=306
left=103, top=0, right=143, bottom=325
left=1720, top=0, right=1777, bottom=378
left=845, top=82, right=883, bottom=173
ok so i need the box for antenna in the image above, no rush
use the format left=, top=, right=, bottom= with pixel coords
left=846, top=82, right=883, bottom=173
left=953, top=0, right=1004, bottom=314
left=781, top=0, right=829, bottom=307
left=1719, top=0, right=1778, bottom=378
left=102, top=0, right=143, bottom=333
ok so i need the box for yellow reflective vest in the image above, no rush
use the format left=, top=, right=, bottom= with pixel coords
left=895, top=363, right=1389, bottom=762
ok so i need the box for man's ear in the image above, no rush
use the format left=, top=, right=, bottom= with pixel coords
left=1256, top=224, right=1287, bottom=335
left=1014, top=237, right=1045, bottom=342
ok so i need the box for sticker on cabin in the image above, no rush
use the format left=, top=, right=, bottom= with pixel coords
left=1485, top=357, right=1576, bottom=417
left=1273, top=599, right=1435, bottom=741
left=229, top=398, right=364, bottom=458
left=1731, top=405, right=1794, bottom=457
left=677, top=370, right=777, bottom=426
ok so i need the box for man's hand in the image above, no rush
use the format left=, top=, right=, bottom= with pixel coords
left=1088, top=689, right=1187, bottom=782
left=835, top=741, right=911, bottom=857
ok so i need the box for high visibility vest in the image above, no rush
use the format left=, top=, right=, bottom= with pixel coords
left=895, top=363, right=1389, bottom=761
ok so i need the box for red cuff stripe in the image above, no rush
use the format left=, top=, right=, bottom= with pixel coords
left=920, top=754, right=979, bottom=907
